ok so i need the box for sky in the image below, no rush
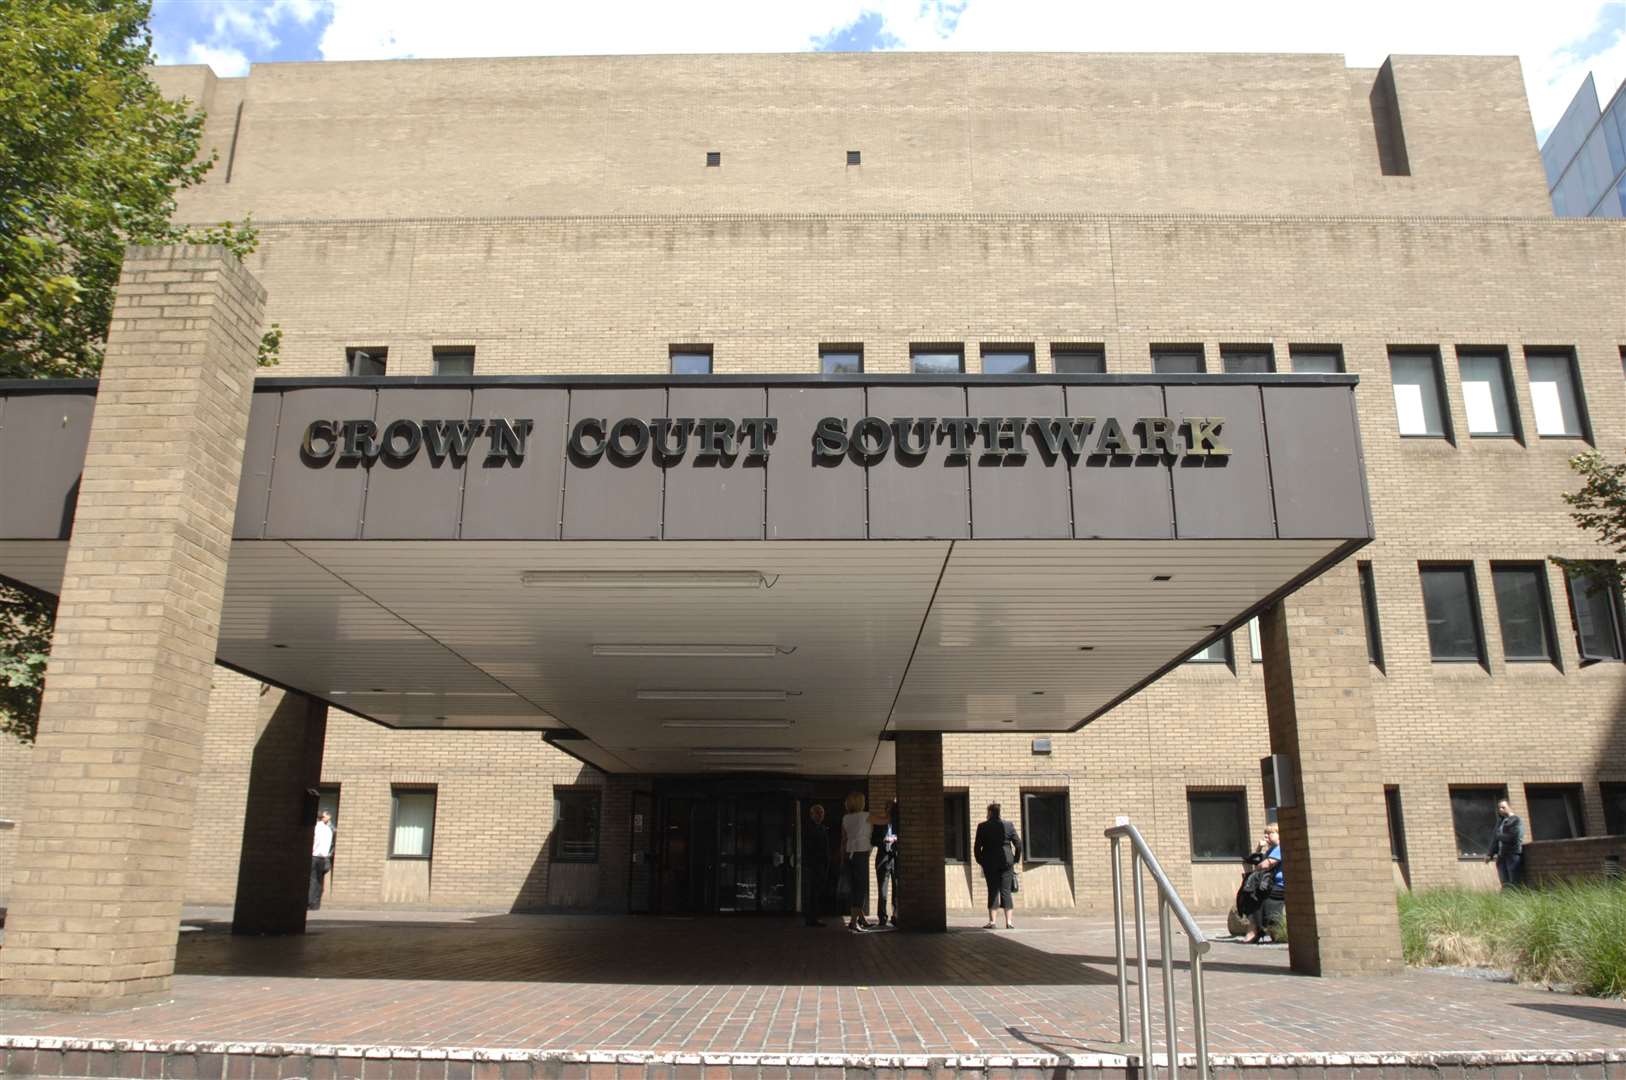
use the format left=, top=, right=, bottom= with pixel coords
left=150, top=0, right=1626, bottom=141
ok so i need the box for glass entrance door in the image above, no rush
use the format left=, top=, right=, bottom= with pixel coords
left=716, top=794, right=794, bottom=913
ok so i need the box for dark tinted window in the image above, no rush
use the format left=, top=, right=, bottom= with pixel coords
left=1221, top=347, right=1275, bottom=374
left=981, top=349, right=1035, bottom=374
left=1450, top=787, right=1504, bottom=858
left=345, top=347, right=387, bottom=377
left=705, top=151, right=720, bottom=167
left=1290, top=347, right=1344, bottom=374
left=1152, top=348, right=1205, bottom=374
left=1602, top=783, right=1626, bottom=836
left=1359, top=561, right=1384, bottom=668
left=1187, top=790, right=1249, bottom=861
left=552, top=789, right=601, bottom=863
left=1385, top=786, right=1407, bottom=861
left=432, top=346, right=474, bottom=376
left=1526, top=785, right=1585, bottom=840
left=911, top=347, right=963, bottom=374
left=944, top=793, right=970, bottom=862
left=1022, top=792, right=1069, bottom=862
left=1053, top=346, right=1105, bottom=373
left=1420, top=565, right=1485, bottom=662
left=820, top=348, right=863, bottom=375
left=1491, top=564, right=1557, bottom=663
left=1566, top=566, right=1625, bottom=661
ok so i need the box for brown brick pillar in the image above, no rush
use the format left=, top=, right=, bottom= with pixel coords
left=231, top=691, right=328, bottom=935
left=895, top=732, right=946, bottom=932
left=0, top=246, right=264, bottom=1008
left=1260, top=561, right=1403, bottom=976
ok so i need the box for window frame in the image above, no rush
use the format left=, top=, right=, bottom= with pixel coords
left=431, top=345, right=476, bottom=377
left=551, top=787, right=602, bottom=864
left=1020, top=790, right=1070, bottom=864
left=388, top=785, right=437, bottom=860
left=705, top=151, right=721, bottom=167
left=1288, top=345, right=1345, bottom=374
left=943, top=791, right=971, bottom=864
left=1246, top=617, right=1263, bottom=663
left=910, top=344, right=965, bottom=375
left=979, top=344, right=1036, bottom=375
left=1388, top=347, right=1453, bottom=440
left=1358, top=560, right=1385, bottom=670
left=1564, top=564, right=1626, bottom=663
left=1455, top=348, right=1522, bottom=440
left=345, top=346, right=388, bottom=377
left=669, top=345, right=714, bottom=375
left=1186, top=788, right=1251, bottom=863
left=1384, top=786, right=1408, bottom=862
left=1051, top=344, right=1106, bottom=374
left=846, top=149, right=861, bottom=166
left=819, top=344, right=864, bottom=375
left=1490, top=562, right=1561, bottom=666
left=1524, top=347, right=1592, bottom=441
left=1449, top=785, right=1507, bottom=860
left=1524, top=783, right=1587, bottom=841
left=1601, top=781, right=1626, bottom=837
left=1418, top=562, right=1488, bottom=665
left=1219, top=344, right=1276, bottom=374
left=1150, top=345, right=1206, bottom=374
left=1184, top=632, right=1233, bottom=668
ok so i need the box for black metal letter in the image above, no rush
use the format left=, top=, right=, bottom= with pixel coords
left=891, top=417, right=934, bottom=459
left=738, top=417, right=778, bottom=456
left=486, top=418, right=533, bottom=461
left=340, top=419, right=379, bottom=462
left=380, top=418, right=423, bottom=462
left=609, top=417, right=651, bottom=461
left=568, top=417, right=607, bottom=462
left=696, top=417, right=738, bottom=457
left=813, top=417, right=850, bottom=459
left=423, top=418, right=486, bottom=462
left=1032, top=417, right=1096, bottom=460
left=851, top=416, right=892, bottom=463
left=652, top=418, right=693, bottom=464
left=1139, top=416, right=1181, bottom=457
left=1183, top=416, right=1230, bottom=457
left=1095, top=417, right=1134, bottom=456
left=302, top=419, right=338, bottom=463
left=936, top=417, right=975, bottom=457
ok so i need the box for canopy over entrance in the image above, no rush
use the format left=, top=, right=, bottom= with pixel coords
left=0, top=373, right=1370, bottom=777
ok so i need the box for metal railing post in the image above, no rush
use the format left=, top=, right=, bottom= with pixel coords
left=1110, top=835, right=1128, bottom=1044
left=1132, top=850, right=1153, bottom=1076
left=1189, top=946, right=1210, bottom=1080
left=1160, top=896, right=1178, bottom=1080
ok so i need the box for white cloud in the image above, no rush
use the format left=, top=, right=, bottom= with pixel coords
left=185, top=41, right=252, bottom=77
left=312, top=0, right=1624, bottom=135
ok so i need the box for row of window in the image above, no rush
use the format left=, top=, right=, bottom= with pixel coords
left=1187, top=782, right=1625, bottom=864
left=1390, top=346, right=1594, bottom=441
left=1186, top=560, right=1626, bottom=670
left=318, top=785, right=603, bottom=864
left=942, top=790, right=1071, bottom=863
left=705, top=150, right=866, bottom=167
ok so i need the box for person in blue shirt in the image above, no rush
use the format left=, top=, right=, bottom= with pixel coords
left=1239, top=823, right=1285, bottom=943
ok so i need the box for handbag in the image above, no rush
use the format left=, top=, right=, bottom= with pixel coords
left=1010, top=867, right=1022, bottom=894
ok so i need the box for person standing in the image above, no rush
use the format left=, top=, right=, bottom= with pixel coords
left=1486, top=799, right=1524, bottom=888
left=873, top=800, right=900, bottom=927
left=308, top=808, right=334, bottom=911
left=840, top=792, right=873, bottom=932
left=802, top=802, right=833, bottom=927
left=973, top=802, right=1022, bottom=929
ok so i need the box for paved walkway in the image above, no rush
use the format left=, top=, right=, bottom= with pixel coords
left=1, top=910, right=1622, bottom=1076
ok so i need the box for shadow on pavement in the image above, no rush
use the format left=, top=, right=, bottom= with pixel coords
left=1512, top=1001, right=1626, bottom=1027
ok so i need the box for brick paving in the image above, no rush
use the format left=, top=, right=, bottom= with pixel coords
left=0, top=909, right=1621, bottom=1063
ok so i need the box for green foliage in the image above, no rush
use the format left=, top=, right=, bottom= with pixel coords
left=0, top=585, right=55, bottom=744
left=1553, top=449, right=1626, bottom=595
left=1398, top=883, right=1626, bottom=999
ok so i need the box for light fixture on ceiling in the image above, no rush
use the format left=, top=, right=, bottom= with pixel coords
left=708, top=762, right=801, bottom=770
left=637, top=689, right=790, bottom=701
left=691, top=747, right=801, bottom=757
left=1077, top=646, right=1095, bottom=652
left=661, top=718, right=794, bottom=729
left=1152, top=574, right=1174, bottom=582
left=521, top=570, right=769, bottom=589
left=592, top=643, right=779, bottom=658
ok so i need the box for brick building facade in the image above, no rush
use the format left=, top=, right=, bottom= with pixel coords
left=1, top=51, right=1623, bottom=955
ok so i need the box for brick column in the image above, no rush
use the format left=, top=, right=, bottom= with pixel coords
left=1259, top=561, right=1403, bottom=976
left=231, top=691, right=328, bottom=935
left=0, top=246, right=264, bottom=1007
left=895, top=732, right=946, bottom=932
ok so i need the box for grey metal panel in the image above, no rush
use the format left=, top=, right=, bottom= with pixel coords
left=562, top=388, right=665, bottom=540
left=1166, top=385, right=1274, bottom=539
left=967, top=386, right=1071, bottom=539
left=765, top=387, right=866, bottom=539
left=663, top=387, right=766, bottom=539
left=233, top=392, right=282, bottom=539
left=265, top=388, right=375, bottom=539
left=462, top=388, right=570, bottom=540
left=866, top=387, right=970, bottom=540
left=1263, top=387, right=1372, bottom=540
left=362, top=388, right=472, bottom=539
left=1064, top=386, right=1173, bottom=539
left=0, top=394, right=94, bottom=540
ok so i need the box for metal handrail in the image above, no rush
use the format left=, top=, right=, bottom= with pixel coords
left=1105, top=820, right=1211, bottom=1080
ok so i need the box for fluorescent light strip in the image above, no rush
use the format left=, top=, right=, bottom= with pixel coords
left=521, top=570, right=767, bottom=589
left=637, top=689, right=788, bottom=702
left=691, top=748, right=802, bottom=757
left=593, top=643, right=778, bottom=658
left=661, top=719, right=793, bottom=729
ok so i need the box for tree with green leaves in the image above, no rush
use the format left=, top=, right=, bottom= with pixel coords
left=1554, top=449, right=1626, bottom=596
left=0, top=0, right=275, bottom=741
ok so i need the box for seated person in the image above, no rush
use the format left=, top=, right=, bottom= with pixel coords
left=1239, top=823, right=1284, bottom=943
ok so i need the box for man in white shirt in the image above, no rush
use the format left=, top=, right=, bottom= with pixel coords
left=308, top=809, right=334, bottom=911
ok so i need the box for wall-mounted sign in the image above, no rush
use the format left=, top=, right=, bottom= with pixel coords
left=301, top=414, right=1229, bottom=467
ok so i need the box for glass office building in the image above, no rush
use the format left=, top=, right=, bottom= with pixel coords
left=1542, top=72, right=1626, bottom=218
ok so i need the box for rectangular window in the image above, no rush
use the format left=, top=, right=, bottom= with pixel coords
left=1385, top=786, right=1408, bottom=862
left=670, top=346, right=713, bottom=375
left=1457, top=350, right=1518, bottom=437
left=432, top=346, right=475, bottom=376
left=1525, top=784, right=1586, bottom=840
left=1052, top=345, right=1106, bottom=373
left=1289, top=346, right=1345, bottom=374
left=389, top=787, right=436, bottom=859
left=1491, top=563, right=1559, bottom=664
left=944, top=792, right=970, bottom=863
left=1527, top=349, right=1588, bottom=437
left=1449, top=786, right=1506, bottom=858
left=705, top=151, right=720, bottom=167
left=1602, top=782, right=1626, bottom=836
left=1389, top=349, right=1449, bottom=438
left=1151, top=346, right=1205, bottom=374
left=1419, top=564, right=1485, bottom=663
left=552, top=788, right=601, bottom=863
left=1185, top=635, right=1231, bottom=665
left=1187, top=790, right=1249, bottom=861
left=345, top=347, right=387, bottom=377
left=910, top=345, right=964, bottom=375
left=819, top=346, right=863, bottom=375
left=1021, top=791, right=1069, bottom=862
left=980, top=346, right=1035, bottom=374
left=1247, top=617, right=1262, bottom=663
left=1565, top=566, right=1625, bottom=662
left=1359, top=561, right=1385, bottom=669
left=1220, top=345, right=1275, bottom=374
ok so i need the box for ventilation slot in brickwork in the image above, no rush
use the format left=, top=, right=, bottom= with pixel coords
left=1370, top=59, right=1412, bottom=177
